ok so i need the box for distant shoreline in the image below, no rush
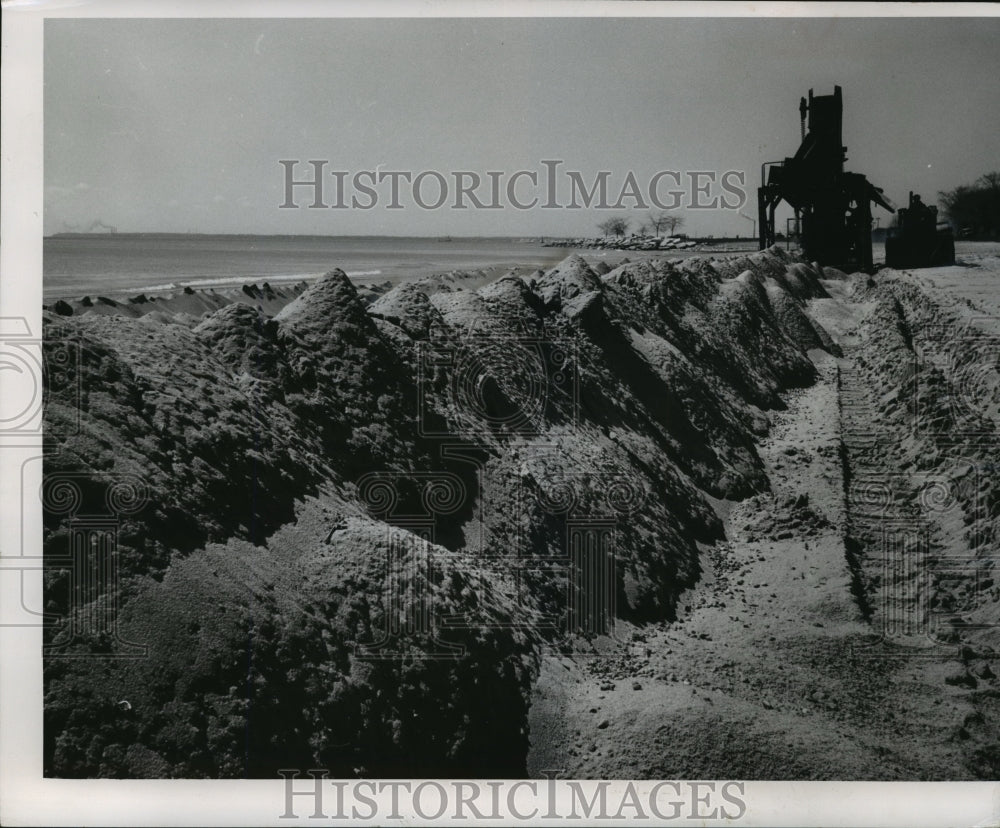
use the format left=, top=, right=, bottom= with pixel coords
left=44, top=232, right=768, bottom=244
left=40, top=233, right=779, bottom=302
left=45, top=232, right=549, bottom=242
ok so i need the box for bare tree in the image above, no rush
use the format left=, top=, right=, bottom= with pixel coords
left=647, top=210, right=668, bottom=235
left=648, top=209, right=684, bottom=236
left=979, top=171, right=1000, bottom=192
left=597, top=216, right=629, bottom=237
left=939, top=171, right=1000, bottom=237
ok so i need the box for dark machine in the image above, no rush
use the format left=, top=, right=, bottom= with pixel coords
left=885, top=191, right=955, bottom=268
left=758, top=86, right=909, bottom=274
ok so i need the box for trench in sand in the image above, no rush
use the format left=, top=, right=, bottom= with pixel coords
left=527, top=278, right=992, bottom=779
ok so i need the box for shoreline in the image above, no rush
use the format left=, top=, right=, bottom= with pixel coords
left=42, top=240, right=1000, bottom=312
left=42, top=247, right=722, bottom=304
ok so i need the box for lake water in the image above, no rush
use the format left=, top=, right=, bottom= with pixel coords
left=43, top=234, right=640, bottom=299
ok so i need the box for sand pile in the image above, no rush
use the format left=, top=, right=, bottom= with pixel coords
left=43, top=246, right=843, bottom=778
left=45, top=280, right=312, bottom=323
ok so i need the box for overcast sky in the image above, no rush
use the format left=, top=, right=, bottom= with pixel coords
left=44, top=16, right=1000, bottom=237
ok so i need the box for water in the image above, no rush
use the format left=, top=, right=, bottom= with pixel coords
left=42, top=234, right=595, bottom=299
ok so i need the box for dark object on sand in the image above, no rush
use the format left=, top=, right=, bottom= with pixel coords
left=758, top=86, right=894, bottom=275
left=885, top=192, right=955, bottom=269
left=51, top=300, right=74, bottom=316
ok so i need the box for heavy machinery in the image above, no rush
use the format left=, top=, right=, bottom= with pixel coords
left=758, top=86, right=954, bottom=273
left=885, top=191, right=955, bottom=268
left=758, top=86, right=893, bottom=274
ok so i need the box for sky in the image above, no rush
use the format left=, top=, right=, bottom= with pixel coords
left=44, top=15, right=1000, bottom=238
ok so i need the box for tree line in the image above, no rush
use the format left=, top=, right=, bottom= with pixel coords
left=597, top=210, right=685, bottom=238
left=939, top=172, right=1000, bottom=238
